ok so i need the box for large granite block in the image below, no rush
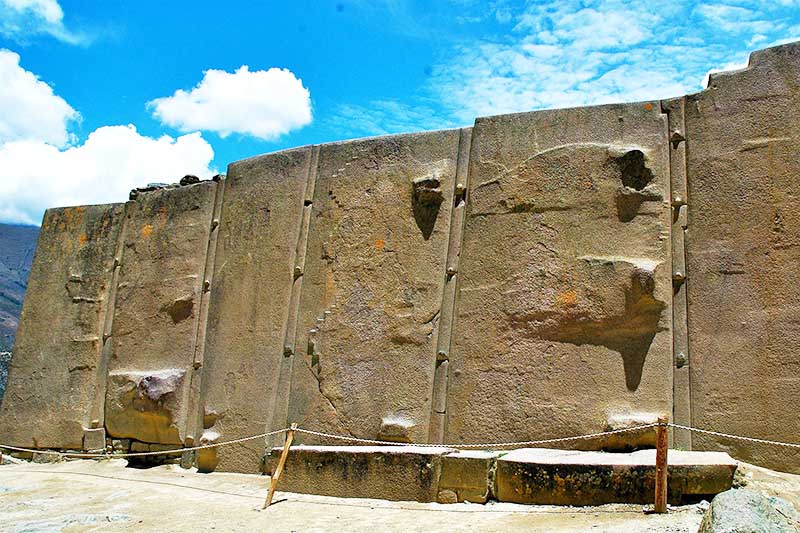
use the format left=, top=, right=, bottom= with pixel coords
left=266, top=445, right=454, bottom=502
left=287, top=130, right=462, bottom=444
left=446, top=103, right=673, bottom=447
left=199, top=148, right=312, bottom=472
left=106, top=182, right=218, bottom=445
left=0, top=204, right=123, bottom=448
left=496, top=448, right=737, bottom=505
left=685, top=42, right=800, bottom=473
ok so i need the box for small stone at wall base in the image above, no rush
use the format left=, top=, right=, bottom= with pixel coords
left=83, top=427, right=106, bottom=452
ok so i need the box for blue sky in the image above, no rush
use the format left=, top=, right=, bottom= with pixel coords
left=1, top=0, right=799, bottom=225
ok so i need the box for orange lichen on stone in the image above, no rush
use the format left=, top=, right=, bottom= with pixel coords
left=556, top=289, right=578, bottom=306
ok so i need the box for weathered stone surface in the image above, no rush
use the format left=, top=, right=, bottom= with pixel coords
left=82, top=427, right=106, bottom=452
left=199, top=147, right=311, bottom=472
left=196, top=429, right=220, bottom=473
left=446, top=104, right=672, bottom=447
left=438, top=450, right=499, bottom=503
left=0, top=204, right=123, bottom=449
left=685, top=42, right=800, bottom=474
left=699, top=489, right=800, bottom=533
left=266, top=445, right=454, bottom=502
left=496, top=448, right=737, bottom=506
left=600, top=412, right=659, bottom=451
left=105, top=369, right=186, bottom=444
left=287, top=131, right=462, bottom=444
left=106, top=182, right=218, bottom=446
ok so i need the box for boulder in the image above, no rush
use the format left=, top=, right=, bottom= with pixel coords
left=699, top=489, right=800, bottom=532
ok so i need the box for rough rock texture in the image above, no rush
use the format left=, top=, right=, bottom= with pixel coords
left=106, top=182, right=218, bottom=446
left=0, top=205, right=123, bottom=448
left=105, top=369, right=186, bottom=444
left=698, top=489, right=800, bottom=533
left=447, top=103, right=672, bottom=447
left=495, top=448, right=737, bottom=506
left=266, top=445, right=453, bottom=502
left=2, top=42, right=800, bottom=476
left=265, top=445, right=735, bottom=506
left=199, top=148, right=310, bottom=472
left=287, top=131, right=461, bottom=445
left=438, top=450, right=500, bottom=503
left=685, top=42, right=800, bottom=474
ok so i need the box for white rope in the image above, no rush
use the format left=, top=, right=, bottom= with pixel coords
left=294, top=424, right=659, bottom=449
left=669, top=423, right=800, bottom=449
left=3, top=422, right=798, bottom=460
left=0, top=427, right=291, bottom=459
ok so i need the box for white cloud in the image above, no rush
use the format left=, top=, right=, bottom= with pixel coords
left=0, top=126, right=215, bottom=225
left=0, top=49, right=78, bottom=147
left=339, top=0, right=800, bottom=138
left=0, top=51, right=216, bottom=225
left=148, top=66, right=312, bottom=140
left=0, top=0, right=84, bottom=44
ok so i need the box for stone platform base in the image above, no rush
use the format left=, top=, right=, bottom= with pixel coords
left=267, top=446, right=737, bottom=505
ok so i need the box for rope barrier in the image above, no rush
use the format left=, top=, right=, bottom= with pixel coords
left=1, top=422, right=798, bottom=460
left=293, top=424, right=659, bottom=448
left=669, top=423, right=800, bottom=449
left=0, top=427, right=291, bottom=459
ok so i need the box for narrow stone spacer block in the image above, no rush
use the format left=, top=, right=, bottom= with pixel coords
left=438, top=450, right=500, bottom=503
left=496, top=448, right=737, bottom=506
left=83, top=427, right=106, bottom=452
left=266, top=445, right=455, bottom=502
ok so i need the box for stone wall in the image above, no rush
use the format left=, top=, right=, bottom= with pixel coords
left=1, top=42, right=799, bottom=473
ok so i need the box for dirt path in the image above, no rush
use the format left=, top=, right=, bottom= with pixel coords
left=0, top=458, right=708, bottom=532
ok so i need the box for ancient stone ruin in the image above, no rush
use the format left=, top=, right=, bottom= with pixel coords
left=1, top=42, right=798, bottom=480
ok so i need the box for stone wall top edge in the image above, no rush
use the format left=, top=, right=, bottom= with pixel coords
left=227, top=125, right=470, bottom=171
left=41, top=202, right=125, bottom=223
left=700, top=40, right=800, bottom=93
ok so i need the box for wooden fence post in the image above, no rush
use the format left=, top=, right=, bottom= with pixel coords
left=654, top=417, right=669, bottom=513
left=263, top=423, right=297, bottom=509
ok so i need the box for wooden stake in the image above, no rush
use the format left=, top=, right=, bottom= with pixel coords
left=263, top=423, right=297, bottom=509
left=654, top=417, right=669, bottom=513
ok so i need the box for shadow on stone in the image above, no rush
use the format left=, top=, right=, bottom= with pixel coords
left=411, top=176, right=443, bottom=240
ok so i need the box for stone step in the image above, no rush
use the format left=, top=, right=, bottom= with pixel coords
left=266, top=445, right=457, bottom=502
left=496, top=448, right=738, bottom=506
left=268, top=446, right=737, bottom=505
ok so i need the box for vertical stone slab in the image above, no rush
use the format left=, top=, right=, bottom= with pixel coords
left=0, top=204, right=123, bottom=448
left=685, top=43, right=800, bottom=473
left=429, top=127, right=472, bottom=443
left=447, top=104, right=673, bottom=445
left=662, top=97, right=692, bottom=450
left=105, top=183, right=217, bottom=445
left=287, top=130, right=461, bottom=444
left=200, top=148, right=311, bottom=472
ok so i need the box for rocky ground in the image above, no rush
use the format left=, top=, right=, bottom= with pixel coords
left=0, top=457, right=797, bottom=532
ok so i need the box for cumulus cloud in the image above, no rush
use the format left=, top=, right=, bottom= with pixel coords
left=0, top=0, right=84, bottom=44
left=148, top=66, right=312, bottom=140
left=0, top=126, right=215, bottom=225
left=0, top=52, right=215, bottom=226
left=0, top=49, right=78, bottom=147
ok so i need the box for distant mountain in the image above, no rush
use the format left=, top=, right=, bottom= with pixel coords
left=0, top=223, right=39, bottom=352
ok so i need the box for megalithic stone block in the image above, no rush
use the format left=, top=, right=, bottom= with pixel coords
left=0, top=204, right=124, bottom=449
